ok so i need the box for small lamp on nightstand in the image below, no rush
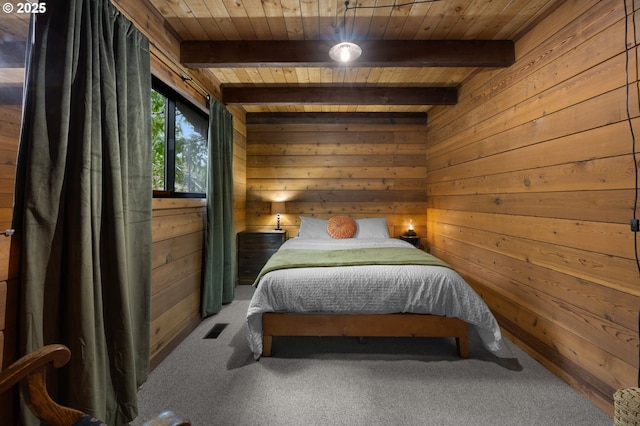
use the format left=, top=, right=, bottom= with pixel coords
left=405, top=219, right=417, bottom=236
left=271, top=202, right=286, bottom=230
left=401, top=219, right=420, bottom=248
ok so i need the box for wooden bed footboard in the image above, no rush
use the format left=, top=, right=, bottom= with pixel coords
left=261, top=313, right=469, bottom=358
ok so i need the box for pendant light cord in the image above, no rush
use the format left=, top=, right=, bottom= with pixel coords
left=344, top=0, right=443, bottom=12
left=623, top=0, right=640, bottom=388
left=624, top=0, right=640, bottom=280
left=341, top=0, right=443, bottom=41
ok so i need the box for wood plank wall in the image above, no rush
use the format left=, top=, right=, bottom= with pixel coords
left=0, top=16, right=26, bottom=424
left=150, top=198, right=205, bottom=370
left=0, top=97, right=22, bottom=426
left=113, top=0, right=247, bottom=368
left=426, top=0, right=639, bottom=414
left=0, top=103, right=20, bottom=366
left=117, top=0, right=248, bottom=369
left=147, top=84, right=247, bottom=373
left=246, top=113, right=428, bottom=242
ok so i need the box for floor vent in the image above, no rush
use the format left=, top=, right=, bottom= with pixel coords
left=204, top=323, right=229, bottom=339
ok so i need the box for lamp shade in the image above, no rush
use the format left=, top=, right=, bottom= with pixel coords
left=271, top=201, right=286, bottom=214
left=329, top=42, right=362, bottom=63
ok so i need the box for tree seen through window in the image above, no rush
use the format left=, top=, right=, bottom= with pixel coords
left=151, top=83, right=208, bottom=197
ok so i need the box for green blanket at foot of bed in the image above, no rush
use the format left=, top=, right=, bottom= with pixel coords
left=254, top=247, right=453, bottom=285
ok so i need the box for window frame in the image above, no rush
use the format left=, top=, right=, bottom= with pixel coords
left=151, top=77, right=209, bottom=199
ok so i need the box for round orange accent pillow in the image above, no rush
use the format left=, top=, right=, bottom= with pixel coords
left=327, top=216, right=357, bottom=239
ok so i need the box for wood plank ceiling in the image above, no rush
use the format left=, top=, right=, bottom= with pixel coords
left=0, top=1, right=563, bottom=113
left=148, top=0, right=562, bottom=114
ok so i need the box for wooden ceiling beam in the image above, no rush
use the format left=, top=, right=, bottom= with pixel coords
left=181, top=40, right=514, bottom=68
left=246, top=112, right=427, bottom=125
left=222, top=86, right=457, bottom=106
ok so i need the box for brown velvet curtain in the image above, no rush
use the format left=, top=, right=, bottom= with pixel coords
left=12, top=1, right=152, bottom=424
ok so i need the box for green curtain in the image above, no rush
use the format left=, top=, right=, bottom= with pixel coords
left=201, top=100, right=235, bottom=317
left=12, top=1, right=151, bottom=424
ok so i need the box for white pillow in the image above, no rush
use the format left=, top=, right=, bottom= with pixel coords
left=297, top=216, right=330, bottom=239
left=353, top=218, right=390, bottom=239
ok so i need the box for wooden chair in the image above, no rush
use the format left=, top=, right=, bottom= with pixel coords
left=0, top=344, right=190, bottom=426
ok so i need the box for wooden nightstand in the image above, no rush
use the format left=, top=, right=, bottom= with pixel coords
left=237, top=230, right=287, bottom=285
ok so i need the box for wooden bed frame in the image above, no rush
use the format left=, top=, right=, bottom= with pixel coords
left=261, top=312, right=469, bottom=358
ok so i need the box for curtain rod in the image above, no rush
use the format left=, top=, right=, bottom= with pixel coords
left=149, top=40, right=211, bottom=101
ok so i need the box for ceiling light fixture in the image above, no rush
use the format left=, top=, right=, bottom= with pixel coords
left=329, top=41, right=362, bottom=63
left=329, top=0, right=443, bottom=64
left=329, top=1, right=360, bottom=64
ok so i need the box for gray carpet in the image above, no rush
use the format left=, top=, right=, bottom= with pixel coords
left=131, top=285, right=612, bottom=425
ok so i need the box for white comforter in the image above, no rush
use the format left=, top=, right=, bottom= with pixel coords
left=245, top=238, right=511, bottom=359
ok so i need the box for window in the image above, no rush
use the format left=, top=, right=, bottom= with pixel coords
left=151, top=78, right=208, bottom=197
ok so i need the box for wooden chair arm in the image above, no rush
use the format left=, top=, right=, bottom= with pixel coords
left=0, top=344, right=84, bottom=425
left=0, top=344, right=71, bottom=393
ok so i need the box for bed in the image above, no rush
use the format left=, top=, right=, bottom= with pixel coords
left=245, top=216, right=510, bottom=360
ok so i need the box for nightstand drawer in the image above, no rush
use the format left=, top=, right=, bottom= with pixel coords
left=237, top=230, right=287, bottom=285
left=237, top=248, right=278, bottom=264
left=238, top=264, right=264, bottom=283
left=238, top=233, right=285, bottom=250
left=399, top=234, right=424, bottom=250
